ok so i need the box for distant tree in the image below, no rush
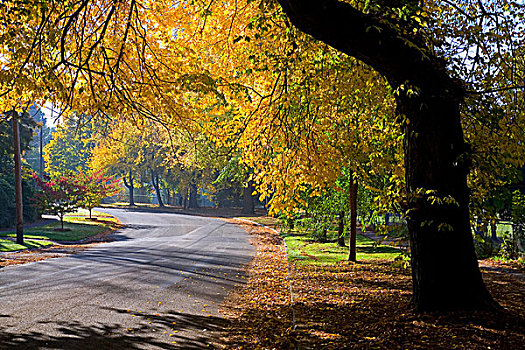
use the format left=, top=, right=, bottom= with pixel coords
left=33, top=173, right=83, bottom=231
left=77, top=169, right=121, bottom=219
left=44, top=116, right=98, bottom=175
left=25, top=105, right=54, bottom=176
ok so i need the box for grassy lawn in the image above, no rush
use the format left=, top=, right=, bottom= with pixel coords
left=0, top=210, right=119, bottom=252
left=0, top=239, right=53, bottom=252
left=283, top=232, right=402, bottom=265
left=237, top=216, right=403, bottom=265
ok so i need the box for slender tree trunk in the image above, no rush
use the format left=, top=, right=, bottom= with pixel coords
left=12, top=112, right=24, bottom=244
left=337, top=211, right=345, bottom=247
left=490, top=220, right=498, bottom=241
left=183, top=187, right=188, bottom=209
left=277, top=0, right=498, bottom=312
left=321, top=226, right=327, bottom=242
left=151, top=171, right=164, bottom=207
left=123, top=170, right=135, bottom=206
left=242, top=181, right=255, bottom=214
left=348, top=176, right=358, bottom=262
left=89, top=208, right=92, bottom=219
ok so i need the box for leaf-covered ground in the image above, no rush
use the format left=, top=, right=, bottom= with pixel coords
left=219, top=219, right=525, bottom=349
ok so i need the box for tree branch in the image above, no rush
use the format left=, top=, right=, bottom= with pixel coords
left=275, top=0, right=463, bottom=97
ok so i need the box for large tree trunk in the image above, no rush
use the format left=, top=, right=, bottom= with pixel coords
left=348, top=176, right=358, bottom=262
left=12, top=112, right=24, bottom=245
left=123, top=170, right=135, bottom=206
left=400, top=92, right=496, bottom=311
left=277, top=0, right=498, bottom=312
left=242, top=181, right=255, bottom=215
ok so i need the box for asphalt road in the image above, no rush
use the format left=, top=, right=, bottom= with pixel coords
left=0, top=208, right=255, bottom=349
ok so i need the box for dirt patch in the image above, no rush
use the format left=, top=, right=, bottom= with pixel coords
left=218, top=220, right=525, bottom=349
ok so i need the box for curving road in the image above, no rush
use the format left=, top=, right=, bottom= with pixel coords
left=0, top=208, right=254, bottom=349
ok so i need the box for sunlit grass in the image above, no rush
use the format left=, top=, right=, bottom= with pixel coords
left=0, top=239, right=54, bottom=252
left=283, top=231, right=401, bottom=266
left=237, top=216, right=402, bottom=265
left=0, top=211, right=119, bottom=251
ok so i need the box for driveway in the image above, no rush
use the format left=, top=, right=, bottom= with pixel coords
left=0, top=208, right=254, bottom=349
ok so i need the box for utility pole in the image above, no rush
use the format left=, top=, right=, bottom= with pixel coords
left=12, top=111, right=24, bottom=244
left=39, top=114, right=46, bottom=176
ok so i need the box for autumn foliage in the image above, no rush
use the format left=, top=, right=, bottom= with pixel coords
left=33, top=170, right=121, bottom=228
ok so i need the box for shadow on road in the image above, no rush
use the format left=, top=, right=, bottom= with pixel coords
left=0, top=309, right=229, bottom=349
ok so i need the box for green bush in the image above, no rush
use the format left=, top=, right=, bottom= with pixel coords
left=0, top=174, right=40, bottom=228
left=296, top=215, right=333, bottom=242
left=503, top=191, right=525, bottom=260
left=474, top=233, right=499, bottom=259
left=0, top=177, right=15, bottom=227
left=22, top=177, right=39, bottom=223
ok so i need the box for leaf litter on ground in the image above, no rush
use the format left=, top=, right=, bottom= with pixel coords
left=218, top=218, right=524, bottom=349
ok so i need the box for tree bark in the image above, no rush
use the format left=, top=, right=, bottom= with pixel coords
left=123, top=170, right=135, bottom=206
left=151, top=171, right=164, bottom=207
left=277, top=0, right=498, bottom=311
left=183, top=187, right=188, bottom=209
left=490, top=220, right=498, bottom=241
left=188, top=182, right=198, bottom=208
left=348, top=176, right=358, bottom=262
left=12, top=112, right=24, bottom=244
left=337, top=211, right=345, bottom=247
left=320, top=226, right=327, bottom=242
left=242, top=181, right=255, bottom=214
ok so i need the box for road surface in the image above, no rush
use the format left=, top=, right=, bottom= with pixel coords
left=0, top=208, right=254, bottom=349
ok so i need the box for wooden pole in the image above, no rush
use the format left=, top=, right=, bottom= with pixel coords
left=12, top=111, right=24, bottom=244
left=39, top=122, right=44, bottom=176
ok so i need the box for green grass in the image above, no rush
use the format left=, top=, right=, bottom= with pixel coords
left=0, top=239, right=54, bottom=252
left=0, top=210, right=119, bottom=252
left=236, top=215, right=403, bottom=265
left=282, top=231, right=402, bottom=266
